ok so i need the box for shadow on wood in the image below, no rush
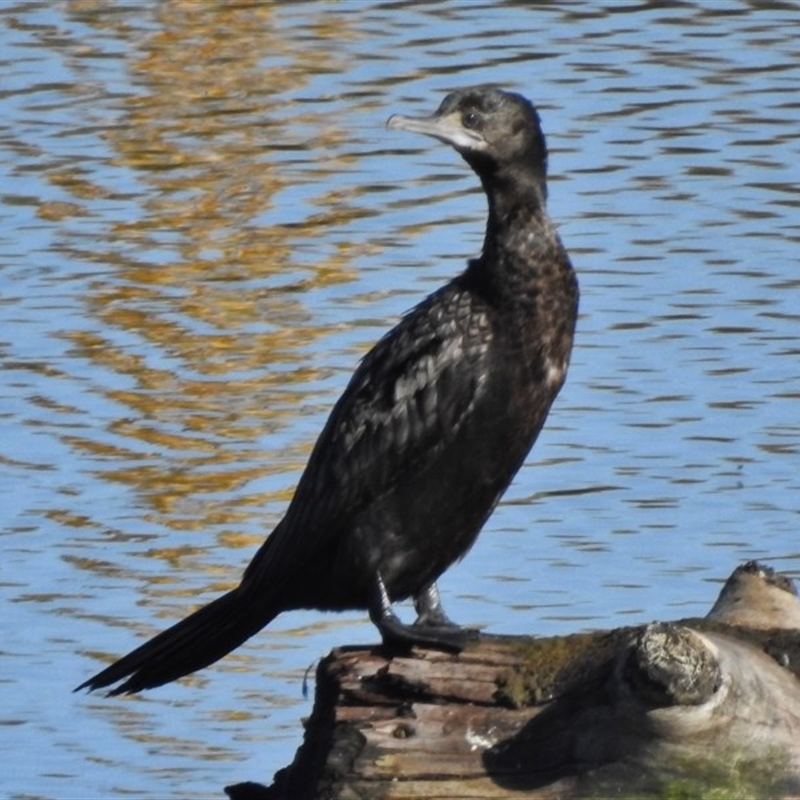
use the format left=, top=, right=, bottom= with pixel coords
left=228, top=561, right=800, bottom=799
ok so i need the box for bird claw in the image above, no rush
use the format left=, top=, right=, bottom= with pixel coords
left=378, top=616, right=479, bottom=653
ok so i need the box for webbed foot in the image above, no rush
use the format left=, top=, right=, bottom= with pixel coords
left=370, top=575, right=479, bottom=653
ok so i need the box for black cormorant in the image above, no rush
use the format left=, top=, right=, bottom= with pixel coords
left=77, top=86, right=579, bottom=695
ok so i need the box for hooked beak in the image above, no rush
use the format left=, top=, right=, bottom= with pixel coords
left=387, top=111, right=485, bottom=152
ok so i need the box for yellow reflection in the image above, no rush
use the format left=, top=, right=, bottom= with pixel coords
left=52, top=3, right=380, bottom=576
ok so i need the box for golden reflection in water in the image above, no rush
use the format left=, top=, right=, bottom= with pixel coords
left=54, top=3, right=381, bottom=584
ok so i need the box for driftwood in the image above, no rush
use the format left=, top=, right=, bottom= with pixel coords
left=228, top=562, right=800, bottom=799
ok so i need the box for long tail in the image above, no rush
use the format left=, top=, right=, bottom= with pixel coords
left=75, top=586, right=278, bottom=695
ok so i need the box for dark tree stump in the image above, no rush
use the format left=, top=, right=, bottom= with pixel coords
left=228, top=562, right=800, bottom=799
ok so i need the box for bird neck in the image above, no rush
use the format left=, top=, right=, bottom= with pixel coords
left=481, top=164, right=547, bottom=240
left=481, top=179, right=549, bottom=261
left=466, top=174, right=567, bottom=312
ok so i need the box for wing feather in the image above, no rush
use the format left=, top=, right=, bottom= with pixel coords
left=242, top=283, right=492, bottom=587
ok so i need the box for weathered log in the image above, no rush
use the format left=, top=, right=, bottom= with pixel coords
left=228, top=562, right=800, bottom=799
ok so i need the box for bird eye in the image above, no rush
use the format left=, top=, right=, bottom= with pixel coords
left=462, top=111, right=479, bottom=129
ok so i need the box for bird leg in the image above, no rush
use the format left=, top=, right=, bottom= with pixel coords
left=369, top=573, right=476, bottom=653
left=413, top=581, right=458, bottom=628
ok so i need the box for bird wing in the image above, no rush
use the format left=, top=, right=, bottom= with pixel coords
left=241, top=283, right=492, bottom=588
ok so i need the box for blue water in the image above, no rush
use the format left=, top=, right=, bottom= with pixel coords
left=2, top=2, right=799, bottom=797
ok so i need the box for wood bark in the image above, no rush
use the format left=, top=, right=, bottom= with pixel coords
left=227, top=562, right=800, bottom=799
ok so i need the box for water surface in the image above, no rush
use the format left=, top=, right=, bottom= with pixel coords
left=2, top=2, right=800, bottom=797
